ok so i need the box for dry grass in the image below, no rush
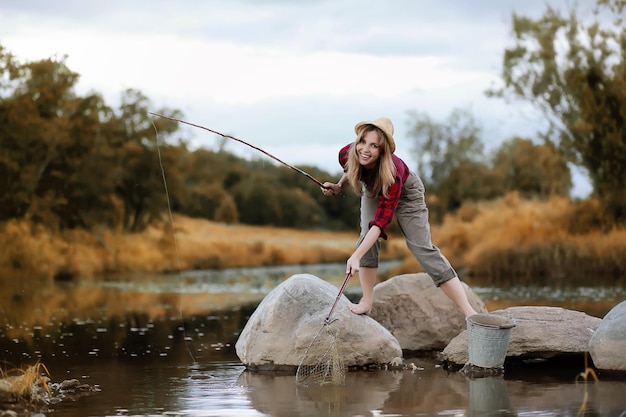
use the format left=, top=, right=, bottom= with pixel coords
left=0, top=220, right=105, bottom=280
left=0, top=362, right=52, bottom=416
left=0, top=216, right=406, bottom=281
left=101, top=218, right=369, bottom=272
left=384, top=193, right=626, bottom=284
left=0, top=362, right=50, bottom=399
left=1, top=193, right=624, bottom=284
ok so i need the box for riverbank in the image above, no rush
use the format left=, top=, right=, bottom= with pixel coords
left=0, top=215, right=410, bottom=281
left=2, top=193, right=625, bottom=284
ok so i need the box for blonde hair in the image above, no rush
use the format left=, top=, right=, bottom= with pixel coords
left=346, top=125, right=396, bottom=198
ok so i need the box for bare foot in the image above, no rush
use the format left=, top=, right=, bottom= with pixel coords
left=348, top=300, right=372, bottom=315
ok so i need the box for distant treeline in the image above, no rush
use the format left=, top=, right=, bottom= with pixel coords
left=0, top=44, right=360, bottom=232
left=0, top=35, right=624, bottom=233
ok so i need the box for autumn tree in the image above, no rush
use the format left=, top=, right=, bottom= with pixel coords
left=274, top=164, right=358, bottom=229
left=0, top=45, right=182, bottom=231
left=406, top=108, right=485, bottom=192
left=231, top=172, right=283, bottom=226
left=491, top=137, right=572, bottom=198
left=0, top=46, right=109, bottom=228
left=406, top=106, right=574, bottom=220
left=489, top=0, right=626, bottom=226
left=436, top=162, right=504, bottom=216
left=106, top=89, right=184, bottom=231
left=406, top=108, right=497, bottom=220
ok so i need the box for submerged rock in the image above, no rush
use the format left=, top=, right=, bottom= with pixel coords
left=589, top=300, right=626, bottom=372
left=235, top=274, right=402, bottom=371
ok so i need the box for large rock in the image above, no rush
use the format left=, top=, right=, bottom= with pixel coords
left=589, top=301, right=626, bottom=372
left=369, top=273, right=487, bottom=352
left=235, top=274, right=402, bottom=370
left=443, top=306, right=601, bottom=366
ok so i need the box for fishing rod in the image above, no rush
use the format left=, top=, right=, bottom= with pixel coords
left=149, top=112, right=330, bottom=189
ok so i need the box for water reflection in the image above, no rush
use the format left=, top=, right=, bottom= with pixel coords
left=236, top=360, right=626, bottom=416
left=467, top=376, right=514, bottom=416
left=175, top=362, right=264, bottom=417
left=1, top=264, right=626, bottom=416
left=239, top=370, right=403, bottom=417
left=35, top=355, right=626, bottom=417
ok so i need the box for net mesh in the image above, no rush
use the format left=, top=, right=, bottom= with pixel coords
left=295, top=321, right=345, bottom=386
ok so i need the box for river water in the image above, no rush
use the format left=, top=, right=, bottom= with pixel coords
left=1, top=263, right=625, bottom=416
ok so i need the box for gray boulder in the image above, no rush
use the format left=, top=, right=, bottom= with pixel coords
left=235, top=274, right=402, bottom=370
left=589, top=300, right=626, bottom=372
left=369, top=273, right=487, bottom=352
left=443, top=306, right=601, bottom=366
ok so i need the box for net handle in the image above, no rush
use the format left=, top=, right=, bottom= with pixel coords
left=324, top=273, right=351, bottom=324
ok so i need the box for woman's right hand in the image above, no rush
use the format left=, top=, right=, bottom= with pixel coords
left=346, top=254, right=361, bottom=276
left=321, top=182, right=341, bottom=196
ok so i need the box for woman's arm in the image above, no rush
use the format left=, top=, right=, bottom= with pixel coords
left=321, top=172, right=348, bottom=196
left=346, top=225, right=381, bottom=275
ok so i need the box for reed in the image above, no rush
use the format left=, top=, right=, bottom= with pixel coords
left=0, top=362, right=50, bottom=400
left=388, top=193, right=626, bottom=285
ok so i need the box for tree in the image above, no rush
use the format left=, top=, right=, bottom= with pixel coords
left=275, top=187, right=325, bottom=229
left=185, top=182, right=238, bottom=223
left=406, top=108, right=486, bottom=192
left=491, top=137, right=572, bottom=198
left=436, top=162, right=504, bottom=217
left=0, top=48, right=102, bottom=228
left=103, top=89, right=183, bottom=231
left=489, top=0, right=626, bottom=225
left=0, top=44, right=184, bottom=231
left=231, top=173, right=283, bottom=226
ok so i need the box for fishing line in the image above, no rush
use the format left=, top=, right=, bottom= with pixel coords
left=151, top=121, right=196, bottom=363
left=149, top=112, right=331, bottom=189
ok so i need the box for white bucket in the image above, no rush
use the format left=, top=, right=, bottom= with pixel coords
left=466, top=313, right=515, bottom=368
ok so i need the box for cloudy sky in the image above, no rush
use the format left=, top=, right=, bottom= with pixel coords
left=1, top=0, right=593, bottom=196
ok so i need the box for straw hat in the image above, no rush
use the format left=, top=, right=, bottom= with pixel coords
left=354, top=117, right=395, bottom=153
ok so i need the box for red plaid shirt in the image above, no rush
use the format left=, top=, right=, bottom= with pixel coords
left=339, top=144, right=409, bottom=239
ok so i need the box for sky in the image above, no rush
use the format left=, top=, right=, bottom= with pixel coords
left=1, top=0, right=594, bottom=196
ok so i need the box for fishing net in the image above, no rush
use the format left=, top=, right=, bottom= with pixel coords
left=295, top=273, right=351, bottom=387
left=295, top=319, right=345, bottom=386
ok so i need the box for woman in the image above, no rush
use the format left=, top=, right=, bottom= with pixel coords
left=321, top=117, right=477, bottom=317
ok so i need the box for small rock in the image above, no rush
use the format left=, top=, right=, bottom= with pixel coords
left=388, top=357, right=404, bottom=370
left=59, top=379, right=80, bottom=391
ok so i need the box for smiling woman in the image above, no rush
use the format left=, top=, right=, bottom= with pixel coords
left=321, top=117, right=478, bottom=317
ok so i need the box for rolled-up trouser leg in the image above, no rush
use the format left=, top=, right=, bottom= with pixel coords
left=396, top=173, right=457, bottom=286
left=357, top=188, right=380, bottom=268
